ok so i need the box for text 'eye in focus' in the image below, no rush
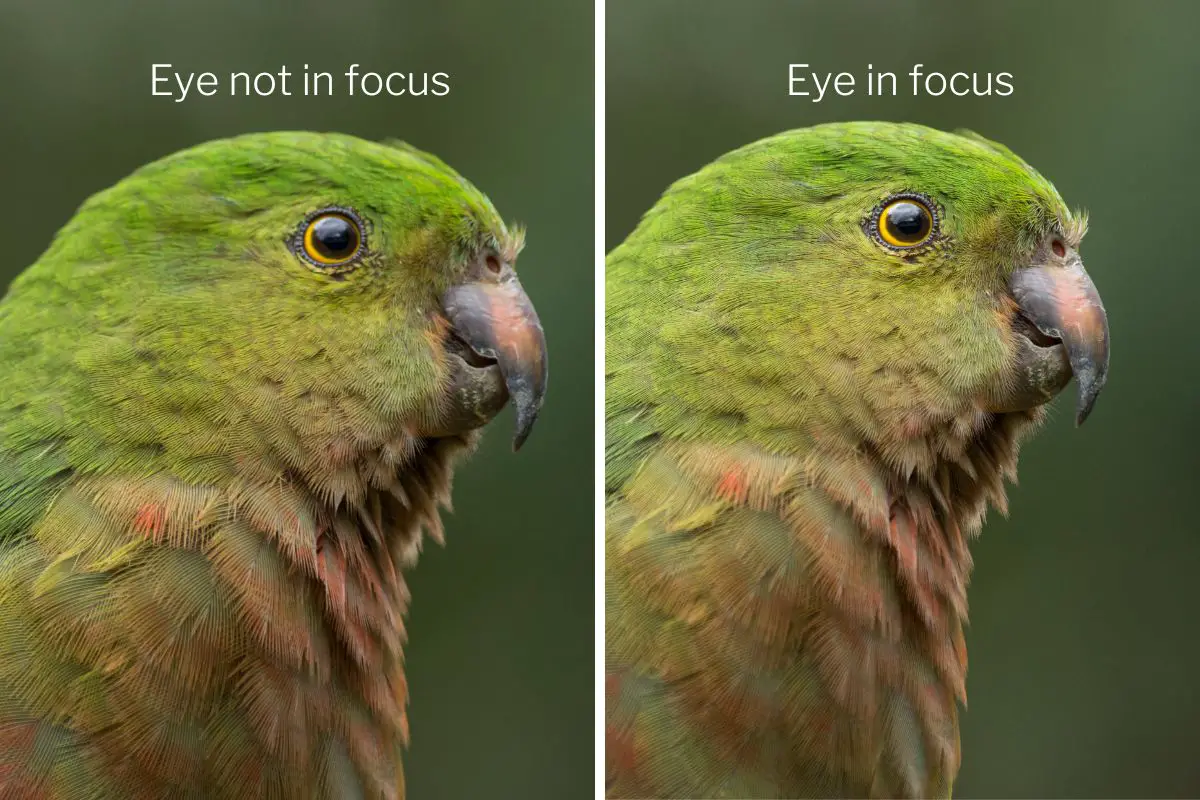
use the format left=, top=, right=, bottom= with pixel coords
left=872, top=194, right=937, bottom=249
left=294, top=208, right=366, bottom=271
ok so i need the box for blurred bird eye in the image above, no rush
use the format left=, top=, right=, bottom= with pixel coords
left=296, top=208, right=365, bottom=269
left=873, top=194, right=936, bottom=248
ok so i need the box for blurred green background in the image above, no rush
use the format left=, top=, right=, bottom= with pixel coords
left=0, top=1, right=592, bottom=797
left=608, top=0, right=1199, bottom=796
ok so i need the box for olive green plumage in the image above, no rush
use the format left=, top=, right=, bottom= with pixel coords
left=0, top=132, right=530, bottom=798
left=606, top=122, right=1104, bottom=798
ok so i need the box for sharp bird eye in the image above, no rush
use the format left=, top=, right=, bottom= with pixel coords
left=294, top=208, right=366, bottom=271
left=872, top=194, right=937, bottom=249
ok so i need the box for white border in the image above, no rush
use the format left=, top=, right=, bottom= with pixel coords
left=593, top=0, right=606, bottom=795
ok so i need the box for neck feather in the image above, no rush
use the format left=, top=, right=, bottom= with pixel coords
left=607, top=406, right=1041, bottom=796
left=4, top=426, right=474, bottom=798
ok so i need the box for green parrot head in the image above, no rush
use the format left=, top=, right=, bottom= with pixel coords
left=608, top=121, right=1108, bottom=470
left=6, top=132, right=548, bottom=484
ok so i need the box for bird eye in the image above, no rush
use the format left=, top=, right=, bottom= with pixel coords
left=872, top=194, right=937, bottom=249
left=294, top=208, right=366, bottom=270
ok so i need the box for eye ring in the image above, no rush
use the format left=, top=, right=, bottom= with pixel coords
left=868, top=193, right=939, bottom=250
left=291, top=207, right=368, bottom=272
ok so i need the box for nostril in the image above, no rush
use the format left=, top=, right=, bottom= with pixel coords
left=1052, top=239, right=1066, bottom=258
left=485, top=255, right=502, bottom=274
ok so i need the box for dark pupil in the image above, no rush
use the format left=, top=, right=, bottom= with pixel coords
left=886, top=202, right=929, bottom=241
left=312, top=216, right=358, bottom=258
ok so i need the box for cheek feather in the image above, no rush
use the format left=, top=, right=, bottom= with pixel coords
left=424, top=316, right=452, bottom=384
left=994, top=297, right=1019, bottom=344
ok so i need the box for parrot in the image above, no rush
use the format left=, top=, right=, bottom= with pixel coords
left=0, top=131, right=547, bottom=799
left=605, top=122, right=1109, bottom=798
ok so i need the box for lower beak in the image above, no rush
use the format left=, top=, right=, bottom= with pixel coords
left=1009, top=255, right=1110, bottom=425
left=442, top=268, right=548, bottom=450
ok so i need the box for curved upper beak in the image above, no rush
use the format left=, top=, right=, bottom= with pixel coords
left=442, top=262, right=548, bottom=450
left=1009, top=253, right=1110, bottom=425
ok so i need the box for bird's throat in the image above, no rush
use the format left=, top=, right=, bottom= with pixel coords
left=606, top=409, right=1041, bottom=796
